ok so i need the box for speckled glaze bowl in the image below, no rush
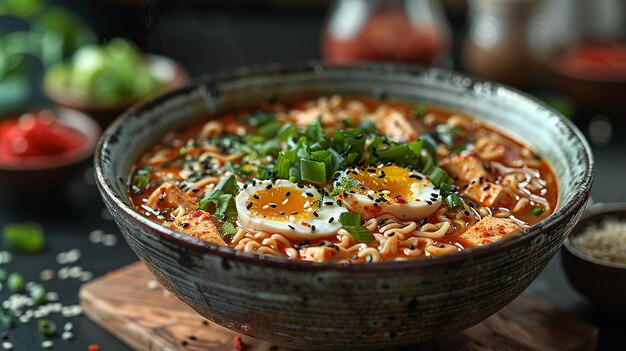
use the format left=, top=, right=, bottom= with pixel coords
left=95, top=63, right=594, bottom=350
left=562, top=203, right=626, bottom=317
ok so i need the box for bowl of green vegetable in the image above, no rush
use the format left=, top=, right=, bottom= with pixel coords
left=43, top=38, right=188, bottom=127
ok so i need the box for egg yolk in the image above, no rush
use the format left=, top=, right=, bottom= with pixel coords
left=246, top=187, right=319, bottom=221
left=348, top=165, right=428, bottom=201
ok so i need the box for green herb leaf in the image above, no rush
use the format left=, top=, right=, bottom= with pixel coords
left=38, top=319, right=57, bottom=337
left=221, top=222, right=237, bottom=238
left=428, top=167, right=448, bottom=187
left=198, top=175, right=238, bottom=221
left=413, top=105, right=427, bottom=117
left=130, top=166, right=153, bottom=189
left=445, top=193, right=465, bottom=209
left=339, top=212, right=375, bottom=242
left=331, top=176, right=359, bottom=196
left=530, top=207, right=545, bottom=216
left=2, top=223, right=45, bottom=253
left=300, top=158, right=326, bottom=184
left=8, top=273, right=25, bottom=293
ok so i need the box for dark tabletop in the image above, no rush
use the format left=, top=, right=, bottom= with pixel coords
left=1, top=2, right=625, bottom=350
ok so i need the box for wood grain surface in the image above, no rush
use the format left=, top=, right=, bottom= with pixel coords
left=79, top=262, right=598, bottom=351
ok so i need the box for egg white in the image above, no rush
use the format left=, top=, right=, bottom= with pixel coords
left=236, top=179, right=348, bottom=240
left=334, top=165, right=442, bottom=221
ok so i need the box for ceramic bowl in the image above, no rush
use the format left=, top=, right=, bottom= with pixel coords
left=44, top=54, right=188, bottom=128
left=0, top=107, right=100, bottom=205
left=562, top=203, right=626, bottom=316
left=94, top=63, right=594, bottom=350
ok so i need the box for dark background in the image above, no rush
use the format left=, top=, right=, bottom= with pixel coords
left=0, top=1, right=624, bottom=350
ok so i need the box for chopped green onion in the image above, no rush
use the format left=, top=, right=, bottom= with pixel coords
left=221, top=222, right=237, bottom=238
left=445, top=193, right=465, bottom=209
left=8, top=273, right=25, bottom=293
left=429, top=167, right=448, bottom=187
left=131, top=166, right=153, bottom=189
left=305, top=120, right=325, bottom=142
left=257, top=121, right=282, bottom=139
left=199, top=175, right=238, bottom=221
left=377, top=144, right=409, bottom=160
left=359, top=119, right=377, bottom=133
left=38, top=319, right=57, bottom=337
left=2, top=223, right=45, bottom=253
left=407, top=139, right=423, bottom=157
left=300, top=159, right=326, bottom=184
left=29, top=284, right=47, bottom=305
left=275, top=153, right=292, bottom=179
left=246, top=111, right=275, bottom=127
left=421, top=134, right=438, bottom=163
left=530, top=207, right=545, bottom=216
left=339, top=212, right=375, bottom=242
left=339, top=212, right=361, bottom=227
left=0, top=310, right=14, bottom=328
left=343, top=225, right=376, bottom=243
left=413, top=105, right=427, bottom=117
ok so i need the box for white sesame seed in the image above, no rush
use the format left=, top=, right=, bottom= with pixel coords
left=25, top=281, right=35, bottom=290
left=18, top=315, right=30, bottom=324
left=102, top=234, right=118, bottom=247
left=63, top=322, right=73, bottom=331
left=58, top=267, right=69, bottom=280
left=79, top=271, right=93, bottom=282
left=89, top=230, right=104, bottom=243
left=45, top=292, right=59, bottom=302
left=146, top=280, right=159, bottom=290
left=68, top=266, right=83, bottom=278
left=41, top=340, right=54, bottom=348
left=2, top=341, right=14, bottom=349
left=0, top=251, right=13, bottom=264
left=61, top=331, right=74, bottom=341
left=40, top=269, right=55, bottom=281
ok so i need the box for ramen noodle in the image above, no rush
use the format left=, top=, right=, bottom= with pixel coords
left=129, top=96, right=557, bottom=263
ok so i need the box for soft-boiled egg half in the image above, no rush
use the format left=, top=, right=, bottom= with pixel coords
left=236, top=179, right=347, bottom=240
left=334, top=164, right=442, bottom=220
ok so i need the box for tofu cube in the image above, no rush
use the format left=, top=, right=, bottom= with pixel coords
left=457, top=216, right=522, bottom=247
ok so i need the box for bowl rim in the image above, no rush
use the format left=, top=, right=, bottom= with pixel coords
left=0, top=107, right=100, bottom=171
left=563, top=202, right=626, bottom=269
left=94, top=61, right=595, bottom=272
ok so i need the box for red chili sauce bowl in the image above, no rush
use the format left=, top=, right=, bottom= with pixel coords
left=0, top=107, right=100, bottom=203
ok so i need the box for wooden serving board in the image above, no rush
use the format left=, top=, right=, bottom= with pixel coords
left=79, top=262, right=598, bottom=351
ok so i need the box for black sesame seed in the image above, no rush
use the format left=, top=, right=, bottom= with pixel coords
left=288, top=225, right=295, bottom=230
left=285, top=191, right=291, bottom=197
left=409, top=245, right=415, bottom=250
left=221, top=215, right=228, bottom=221
left=291, top=211, right=298, bottom=215
left=483, top=184, right=490, bottom=191
left=180, top=340, right=188, bottom=346
left=189, top=335, right=197, bottom=340
left=324, top=201, right=334, bottom=206
left=328, top=217, right=335, bottom=223
left=464, top=210, right=470, bottom=216
left=266, top=184, right=273, bottom=189
left=311, top=225, right=316, bottom=232
left=279, top=211, right=285, bottom=215
left=253, top=194, right=260, bottom=199
left=243, top=184, right=248, bottom=189
left=306, top=192, right=314, bottom=197
left=269, top=203, right=277, bottom=208
left=246, top=202, right=253, bottom=209
left=313, top=211, right=319, bottom=217
left=181, top=222, right=190, bottom=228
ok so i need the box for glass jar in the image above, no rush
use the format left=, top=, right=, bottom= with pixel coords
left=322, top=0, right=451, bottom=66
left=462, top=0, right=545, bottom=89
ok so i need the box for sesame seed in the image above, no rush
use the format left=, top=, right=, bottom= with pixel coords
left=324, top=201, right=334, bottom=206
left=266, top=184, right=272, bottom=190
left=246, top=202, right=253, bottom=209
left=328, top=217, right=335, bottom=223
left=288, top=225, right=295, bottom=230
left=181, top=222, right=190, bottom=228
left=253, top=194, right=260, bottom=199
left=306, top=192, right=314, bottom=197
left=313, top=211, right=319, bottom=217
left=269, top=203, right=277, bottom=208
left=285, top=191, right=291, bottom=197
left=279, top=211, right=285, bottom=215
left=311, top=226, right=316, bottom=232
